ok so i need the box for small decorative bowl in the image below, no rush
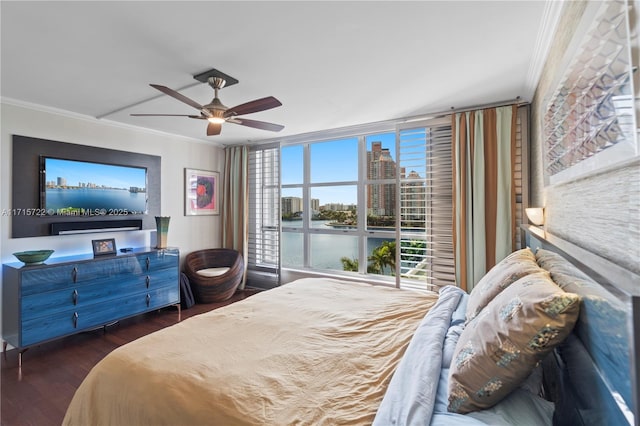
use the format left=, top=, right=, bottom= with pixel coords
left=13, top=250, right=55, bottom=265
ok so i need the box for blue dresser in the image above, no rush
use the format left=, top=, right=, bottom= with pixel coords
left=2, top=247, right=179, bottom=362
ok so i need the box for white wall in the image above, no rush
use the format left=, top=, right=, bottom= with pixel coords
left=0, top=101, right=225, bottom=268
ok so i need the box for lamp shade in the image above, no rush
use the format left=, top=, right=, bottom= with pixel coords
left=525, top=208, right=545, bottom=226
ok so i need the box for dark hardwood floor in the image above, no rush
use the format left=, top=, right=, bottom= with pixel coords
left=1, top=290, right=259, bottom=426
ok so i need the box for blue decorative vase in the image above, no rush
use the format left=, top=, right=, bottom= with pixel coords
left=155, top=216, right=170, bottom=248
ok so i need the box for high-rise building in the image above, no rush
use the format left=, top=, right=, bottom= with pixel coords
left=282, top=197, right=321, bottom=217
left=323, top=203, right=356, bottom=212
left=366, top=142, right=396, bottom=216
left=282, top=196, right=303, bottom=216
left=403, top=169, right=426, bottom=221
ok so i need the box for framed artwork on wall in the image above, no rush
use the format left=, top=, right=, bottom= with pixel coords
left=184, top=168, right=220, bottom=216
left=542, top=0, right=638, bottom=186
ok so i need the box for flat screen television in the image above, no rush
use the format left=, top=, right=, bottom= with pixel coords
left=40, top=156, right=148, bottom=216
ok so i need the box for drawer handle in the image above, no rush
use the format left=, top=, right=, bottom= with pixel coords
left=72, top=289, right=78, bottom=305
left=73, top=312, right=79, bottom=328
left=72, top=267, right=78, bottom=283
left=145, top=257, right=150, bottom=271
left=146, top=294, right=151, bottom=307
left=146, top=276, right=151, bottom=288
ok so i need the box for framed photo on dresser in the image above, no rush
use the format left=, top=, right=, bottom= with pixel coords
left=92, top=238, right=117, bottom=256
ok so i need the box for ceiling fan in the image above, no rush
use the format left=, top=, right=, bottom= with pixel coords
left=131, top=76, right=284, bottom=136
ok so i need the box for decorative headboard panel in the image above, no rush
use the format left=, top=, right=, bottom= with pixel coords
left=524, top=225, right=639, bottom=426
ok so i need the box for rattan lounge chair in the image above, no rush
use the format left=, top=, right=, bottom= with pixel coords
left=184, top=248, right=244, bottom=303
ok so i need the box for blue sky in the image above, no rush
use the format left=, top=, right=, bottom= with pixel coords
left=46, top=158, right=146, bottom=189
left=281, top=132, right=396, bottom=205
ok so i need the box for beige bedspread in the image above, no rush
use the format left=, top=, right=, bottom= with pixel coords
left=63, top=278, right=438, bottom=426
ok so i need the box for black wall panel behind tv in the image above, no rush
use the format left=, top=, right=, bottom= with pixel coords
left=11, top=135, right=161, bottom=238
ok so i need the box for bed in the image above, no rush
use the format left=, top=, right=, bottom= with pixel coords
left=63, top=227, right=639, bottom=425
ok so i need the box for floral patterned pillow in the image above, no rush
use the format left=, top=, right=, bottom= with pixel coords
left=448, top=271, right=580, bottom=414
left=465, top=247, right=544, bottom=322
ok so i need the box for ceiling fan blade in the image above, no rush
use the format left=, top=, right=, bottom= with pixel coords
left=229, top=117, right=284, bottom=132
left=207, top=122, right=222, bottom=136
left=224, top=96, right=282, bottom=118
left=130, top=113, right=204, bottom=119
left=149, top=84, right=209, bottom=114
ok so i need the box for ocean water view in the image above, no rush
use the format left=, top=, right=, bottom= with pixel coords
left=45, top=188, right=146, bottom=214
left=282, top=220, right=392, bottom=271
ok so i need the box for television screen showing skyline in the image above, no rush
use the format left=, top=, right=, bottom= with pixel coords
left=42, top=157, right=148, bottom=215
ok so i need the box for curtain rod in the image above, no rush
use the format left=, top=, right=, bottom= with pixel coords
left=254, top=97, right=529, bottom=146
left=401, top=96, right=528, bottom=124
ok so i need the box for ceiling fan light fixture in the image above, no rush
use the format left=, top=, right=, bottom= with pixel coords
left=135, top=71, right=283, bottom=136
left=207, top=117, right=226, bottom=124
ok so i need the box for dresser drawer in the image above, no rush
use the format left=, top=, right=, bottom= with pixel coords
left=21, top=278, right=137, bottom=319
left=20, top=264, right=81, bottom=295
left=142, top=268, right=179, bottom=290
left=21, top=256, right=144, bottom=296
left=133, top=250, right=179, bottom=273
left=21, top=286, right=180, bottom=347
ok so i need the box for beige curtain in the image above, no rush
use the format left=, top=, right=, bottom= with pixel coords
left=452, top=105, right=516, bottom=292
left=223, top=145, right=249, bottom=289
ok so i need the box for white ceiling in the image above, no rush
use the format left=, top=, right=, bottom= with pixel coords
left=1, top=1, right=557, bottom=145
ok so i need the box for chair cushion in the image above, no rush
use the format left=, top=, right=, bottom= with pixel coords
left=196, top=267, right=230, bottom=277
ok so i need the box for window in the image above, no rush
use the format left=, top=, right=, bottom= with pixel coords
left=278, top=119, right=454, bottom=291
left=248, top=107, right=528, bottom=291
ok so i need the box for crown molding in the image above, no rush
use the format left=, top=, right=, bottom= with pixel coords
left=524, top=0, right=566, bottom=98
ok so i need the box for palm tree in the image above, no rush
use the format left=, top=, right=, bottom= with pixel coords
left=340, top=256, right=358, bottom=272
left=368, top=241, right=396, bottom=275
left=341, top=241, right=396, bottom=275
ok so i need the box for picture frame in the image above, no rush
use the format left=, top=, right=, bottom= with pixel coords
left=184, top=168, right=220, bottom=216
left=541, top=1, right=638, bottom=187
left=92, top=238, right=117, bottom=256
